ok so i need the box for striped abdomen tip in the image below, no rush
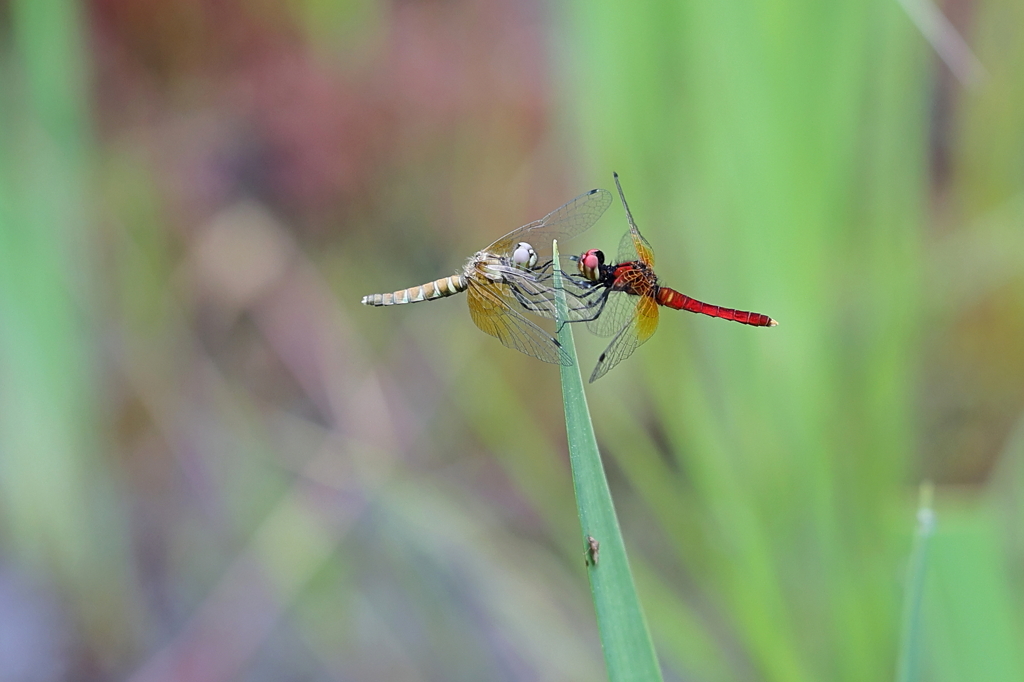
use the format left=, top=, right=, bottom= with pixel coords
left=361, top=274, right=467, bottom=307
left=361, top=292, right=394, bottom=306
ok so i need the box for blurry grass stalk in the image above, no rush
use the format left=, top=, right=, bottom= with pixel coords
left=0, top=0, right=134, bottom=661
left=896, top=482, right=935, bottom=682
left=896, top=0, right=987, bottom=85
left=552, top=240, right=664, bottom=682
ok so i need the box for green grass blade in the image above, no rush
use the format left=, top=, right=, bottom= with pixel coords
left=896, top=482, right=936, bottom=682
left=552, top=240, right=663, bottom=682
left=0, top=0, right=135, bottom=655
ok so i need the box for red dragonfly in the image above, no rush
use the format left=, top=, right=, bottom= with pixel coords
left=565, top=173, right=777, bottom=382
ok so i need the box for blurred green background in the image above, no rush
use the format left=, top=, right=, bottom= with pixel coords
left=1, top=0, right=1022, bottom=679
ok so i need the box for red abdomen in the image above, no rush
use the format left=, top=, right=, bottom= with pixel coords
left=656, top=287, right=777, bottom=327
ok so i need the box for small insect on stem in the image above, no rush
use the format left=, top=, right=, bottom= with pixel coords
left=584, top=535, right=600, bottom=567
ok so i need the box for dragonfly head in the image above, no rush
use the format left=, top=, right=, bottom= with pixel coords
left=577, top=249, right=605, bottom=282
left=512, top=242, right=538, bottom=270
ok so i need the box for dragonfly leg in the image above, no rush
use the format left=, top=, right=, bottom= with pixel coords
left=511, top=284, right=594, bottom=316
left=508, top=263, right=604, bottom=315
left=511, top=285, right=555, bottom=314
left=554, top=286, right=611, bottom=331
left=528, top=261, right=580, bottom=285
left=527, top=260, right=591, bottom=287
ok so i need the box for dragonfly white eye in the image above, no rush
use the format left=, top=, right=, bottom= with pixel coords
left=512, top=242, right=538, bottom=270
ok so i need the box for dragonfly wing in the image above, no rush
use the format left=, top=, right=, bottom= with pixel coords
left=616, top=227, right=655, bottom=267
left=472, top=190, right=612, bottom=326
left=504, top=270, right=558, bottom=317
left=616, top=230, right=639, bottom=265
left=466, top=279, right=569, bottom=365
left=585, top=290, right=636, bottom=337
left=589, top=293, right=659, bottom=382
left=613, top=173, right=655, bottom=267
left=634, top=292, right=660, bottom=344
left=633, top=230, right=655, bottom=267
left=477, top=259, right=583, bottom=322
left=486, top=188, right=612, bottom=258
left=487, top=250, right=615, bottom=326
left=585, top=263, right=657, bottom=336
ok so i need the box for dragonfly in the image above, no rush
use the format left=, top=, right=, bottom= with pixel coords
left=361, top=187, right=613, bottom=365
left=563, top=173, right=777, bottom=382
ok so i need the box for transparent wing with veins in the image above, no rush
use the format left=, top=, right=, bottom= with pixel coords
left=485, top=188, right=612, bottom=262
left=485, top=188, right=612, bottom=319
left=584, top=289, right=636, bottom=337
left=509, top=257, right=593, bottom=315
left=463, top=188, right=611, bottom=364
left=614, top=172, right=654, bottom=267
left=588, top=293, right=659, bottom=382
left=466, top=278, right=571, bottom=365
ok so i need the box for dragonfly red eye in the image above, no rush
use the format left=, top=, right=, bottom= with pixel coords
left=578, top=249, right=604, bottom=281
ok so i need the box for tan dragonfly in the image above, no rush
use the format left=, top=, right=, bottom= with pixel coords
left=361, top=188, right=612, bottom=365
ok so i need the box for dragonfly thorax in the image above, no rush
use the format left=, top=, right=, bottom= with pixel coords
left=468, top=251, right=518, bottom=283
left=612, top=260, right=658, bottom=295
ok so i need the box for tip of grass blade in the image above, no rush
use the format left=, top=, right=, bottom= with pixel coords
left=896, top=481, right=936, bottom=682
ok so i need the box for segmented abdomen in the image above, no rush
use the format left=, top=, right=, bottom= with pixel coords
left=361, top=274, right=468, bottom=306
left=656, top=287, right=777, bottom=327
